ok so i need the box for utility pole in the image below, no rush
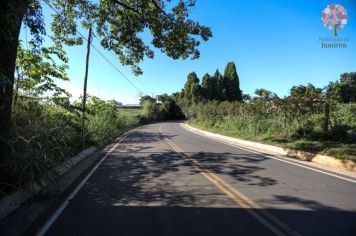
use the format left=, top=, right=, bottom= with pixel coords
left=81, top=25, right=92, bottom=150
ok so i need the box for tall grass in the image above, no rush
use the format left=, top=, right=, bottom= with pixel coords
left=183, top=100, right=356, bottom=159
left=0, top=96, right=145, bottom=197
left=184, top=101, right=356, bottom=139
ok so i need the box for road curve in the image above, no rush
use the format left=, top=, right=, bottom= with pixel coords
left=33, top=121, right=356, bottom=236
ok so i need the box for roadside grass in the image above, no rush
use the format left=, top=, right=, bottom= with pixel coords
left=0, top=100, right=144, bottom=198
left=187, top=119, right=356, bottom=161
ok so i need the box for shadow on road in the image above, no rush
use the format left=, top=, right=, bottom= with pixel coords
left=34, top=125, right=356, bottom=236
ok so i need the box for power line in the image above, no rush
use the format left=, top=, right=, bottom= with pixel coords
left=92, top=30, right=153, bottom=95
left=87, top=40, right=144, bottom=93
left=43, top=0, right=144, bottom=94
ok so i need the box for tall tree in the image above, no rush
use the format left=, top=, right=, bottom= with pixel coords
left=201, top=73, right=213, bottom=100
left=214, top=69, right=225, bottom=101
left=0, top=0, right=36, bottom=159
left=339, top=72, right=356, bottom=103
left=223, top=61, right=242, bottom=101
left=0, top=0, right=212, bottom=159
left=183, top=72, right=201, bottom=103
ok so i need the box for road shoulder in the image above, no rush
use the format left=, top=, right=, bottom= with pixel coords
left=0, top=129, right=136, bottom=236
left=182, top=122, right=356, bottom=180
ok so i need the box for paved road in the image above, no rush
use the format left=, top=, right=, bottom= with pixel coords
left=35, top=122, right=356, bottom=235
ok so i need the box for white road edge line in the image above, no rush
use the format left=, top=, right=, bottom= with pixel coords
left=36, top=128, right=137, bottom=236
left=181, top=124, right=356, bottom=184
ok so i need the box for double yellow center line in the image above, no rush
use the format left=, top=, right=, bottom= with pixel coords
left=160, top=126, right=300, bottom=236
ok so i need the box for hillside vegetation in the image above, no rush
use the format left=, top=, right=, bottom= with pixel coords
left=172, top=62, right=356, bottom=160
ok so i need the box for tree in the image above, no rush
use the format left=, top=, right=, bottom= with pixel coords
left=14, top=42, right=69, bottom=105
left=325, top=81, right=341, bottom=102
left=0, top=0, right=212, bottom=159
left=201, top=73, right=214, bottom=100
left=339, top=72, right=356, bottom=103
left=223, top=62, right=242, bottom=101
left=214, top=69, right=225, bottom=101
left=157, top=93, right=184, bottom=119
left=242, top=94, right=251, bottom=102
left=254, top=88, right=274, bottom=101
left=183, top=72, right=201, bottom=103
left=290, top=83, right=322, bottom=97
left=140, top=95, right=156, bottom=106
left=142, top=98, right=160, bottom=120
left=0, top=0, right=34, bottom=159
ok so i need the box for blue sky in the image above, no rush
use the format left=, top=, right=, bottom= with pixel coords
left=20, top=0, right=356, bottom=104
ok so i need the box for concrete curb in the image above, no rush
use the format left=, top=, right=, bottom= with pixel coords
left=182, top=123, right=355, bottom=172
left=0, top=146, right=97, bottom=220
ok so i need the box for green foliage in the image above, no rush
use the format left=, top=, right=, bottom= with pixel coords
left=140, top=95, right=156, bottom=106
left=331, top=103, right=356, bottom=127
left=290, top=83, right=322, bottom=97
left=0, top=0, right=214, bottom=196
left=23, top=0, right=46, bottom=49
left=180, top=95, right=355, bottom=143
left=215, top=69, right=226, bottom=101
left=174, top=70, right=355, bottom=159
left=2, top=99, right=81, bottom=194
left=223, top=62, right=242, bottom=101
left=183, top=72, right=202, bottom=103
left=0, top=0, right=212, bottom=165
left=323, top=73, right=356, bottom=103
left=157, top=93, right=184, bottom=119
left=84, top=97, right=121, bottom=145
left=254, top=88, right=275, bottom=100
left=1, top=94, right=162, bottom=197
left=201, top=73, right=218, bottom=100
left=141, top=94, right=184, bottom=121
left=14, top=42, right=69, bottom=98
left=142, top=97, right=161, bottom=121
left=177, top=62, right=243, bottom=104
left=186, top=99, right=355, bottom=159
left=339, top=72, right=356, bottom=102
left=49, top=0, right=212, bottom=75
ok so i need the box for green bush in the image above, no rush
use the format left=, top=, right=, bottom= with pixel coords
left=331, top=103, right=356, bottom=128
left=0, top=96, right=146, bottom=197
left=1, top=99, right=81, bottom=194
left=179, top=99, right=355, bottom=141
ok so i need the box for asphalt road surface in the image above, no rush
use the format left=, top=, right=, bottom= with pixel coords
left=34, top=122, right=356, bottom=236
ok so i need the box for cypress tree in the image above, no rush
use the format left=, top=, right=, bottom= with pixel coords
left=183, top=72, right=201, bottom=103
left=202, top=73, right=213, bottom=100
left=210, top=72, right=218, bottom=100
left=223, top=62, right=242, bottom=101
left=214, top=69, right=226, bottom=101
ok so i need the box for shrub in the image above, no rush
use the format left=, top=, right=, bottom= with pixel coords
left=180, top=98, right=355, bottom=142
left=0, top=96, right=146, bottom=197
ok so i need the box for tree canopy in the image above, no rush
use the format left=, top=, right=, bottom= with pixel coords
left=223, top=62, right=242, bottom=101
left=183, top=72, right=201, bottom=103
left=339, top=72, right=356, bottom=103
left=49, top=0, right=212, bottom=75
left=290, top=83, right=322, bottom=98
left=177, top=62, right=243, bottom=103
left=14, top=42, right=69, bottom=99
